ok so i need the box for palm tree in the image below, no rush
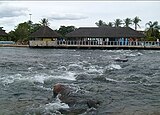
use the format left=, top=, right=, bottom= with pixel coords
left=39, top=18, right=50, bottom=26
left=123, top=18, right=132, bottom=27
left=145, top=21, right=160, bottom=39
left=114, top=19, right=123, bottom=27
left=95, top=20, right=106, bottom=27
left=146, top=21, right=160, bottom=30
left=107, top=22, right=113, bottom=27
left=133, top=16, right=141, bottom=30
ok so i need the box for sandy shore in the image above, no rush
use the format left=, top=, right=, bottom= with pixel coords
left=0, top=44, right=29, bottom=47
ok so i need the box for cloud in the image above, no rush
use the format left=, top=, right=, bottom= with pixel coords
left=47, top=13, right=88, bottom=20
left=0, top=3, right=28, bottom=18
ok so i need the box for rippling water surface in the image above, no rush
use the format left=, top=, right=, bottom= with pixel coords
left=0, top=47, right=160, bottom=115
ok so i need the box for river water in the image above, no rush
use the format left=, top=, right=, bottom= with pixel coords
left=0, top=47, right=160, bottom=115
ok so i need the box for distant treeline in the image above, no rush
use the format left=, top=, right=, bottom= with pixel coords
left=0, top=17, right=160, bottom=44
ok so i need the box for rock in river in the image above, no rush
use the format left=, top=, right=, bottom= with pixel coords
left=52, top=83, right=100, bottom=114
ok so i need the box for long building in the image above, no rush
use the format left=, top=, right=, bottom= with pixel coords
left=29, top=26, right=160, bottom=49
left=65, top=27, right=144, bottom=45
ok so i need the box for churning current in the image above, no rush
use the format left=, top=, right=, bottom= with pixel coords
left=0, top=47, right=160, bottom=115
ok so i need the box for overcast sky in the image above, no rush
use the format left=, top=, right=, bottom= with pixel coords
left=0, top=1, right=160, bottom=32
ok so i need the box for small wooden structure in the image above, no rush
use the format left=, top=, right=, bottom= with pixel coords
left=29, top=26, right=62, bottom=47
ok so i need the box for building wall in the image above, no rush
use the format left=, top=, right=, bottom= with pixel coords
left=29, top=41, right=57, bottom=47
left=43, top=38, right=56, bottom=41
left=43, top=38, right=52, bottom=41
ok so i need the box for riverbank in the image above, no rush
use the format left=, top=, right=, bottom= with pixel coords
left=0, top=44, right=29, bottom=47
left=1, top=43, right=160, bottom=50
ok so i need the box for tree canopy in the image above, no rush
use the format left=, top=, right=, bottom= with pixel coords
left=133, top=16, right=141, bottom=30
left=57, top=26, right=76, bottom=37
left=114, top=19, right=123, bottom=27
left=145, top=21, right=160, bottom=40
left=123, top=18, right=132, bottom=27
left=6, top=18, right=77, bottom=44
left=39, top=18, right=50, bottom=26
left=95, top=20, right=107, bottom=27
left=7, top=19, right=44, bottom=44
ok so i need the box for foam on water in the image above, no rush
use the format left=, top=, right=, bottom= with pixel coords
left=107, top=64, right=122, bottom=70
left=86, top=66, right=103, bottom=74
left=38, top=63, right=46, bottom=69
left=52, top=71, right=76, bottom=81
left=68, top=63, right=83, bottom=70
left=107, top=50, right=123, bottom=53
left=105, top=77, right=119, bottom=82
left=1, top=73, right=24, bottom=84
left=137, top=52, right=143, bottom=56
left=124, top=52, right=143, bottom=57
left=68, top=63, right=82, bottom=67
left=65, top=71, right=76, bottom=80
left=28, top=67, right=34, bottom=70
left=1, top=71, right=76, bottom=85
left=125, top=53, right=136, bottom=57
left=58, top=66, right=67, bottom=71
left=37, top=85, right=52, bottom=91
left=1, top=73, right=48, bottom=85
left=45, top=98, right=69, bottom=111
left=32, top=71, right=76, bottom=84
left=32, top=74, right=48, bottom=84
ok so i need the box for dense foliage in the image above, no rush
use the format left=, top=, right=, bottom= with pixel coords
left=0, top=17, right=160, bottom=44
left=145, top=21, right=160, bottom=41
left=56, top=26, right=76, bottom=37
left=4, top=18, right=76, bottom=44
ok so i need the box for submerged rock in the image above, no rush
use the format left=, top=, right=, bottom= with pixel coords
left=52, top=83, right=100, bottom=114
left=75, top=74, right=91, bottom=80
left=92, top=76, right=107, bottom=82
left=114, top=58, right=128, bottom=62
left=87, top=99, right=100, bottom=108
left=53, top=83, right=70, bottom=98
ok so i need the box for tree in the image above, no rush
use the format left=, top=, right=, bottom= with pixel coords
left=107, top=22, right=113, bottom=27
left=8, top=21, right=41, bottom=43
left=39, top=18, right=50, bottom=26
left=8, top=30, right=16, bottom=41
left=114, top=19, right=123, bottom=27
left=30, top=23, right=41, bottom=34
left=123, top=18, right=132, bottom=27
left=145, top=21, right=160, bottom=40
left=13, top=22, right=30, bottom=43
left=95, top=20, right=106, bottom=27
left=133, top=16, right=141, bottom=30
left=57, top=26, right=76, bottom=37
left=0, top=27, right=8, bottom=41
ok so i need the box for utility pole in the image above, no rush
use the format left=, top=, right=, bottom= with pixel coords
left=29, top=13, right=32, bottom=29
left=29, top=14, right=32, bottom=22
left=28, top=14, right=32, bottom=45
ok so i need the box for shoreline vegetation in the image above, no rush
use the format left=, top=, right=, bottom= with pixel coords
left=0, top=17, right=160, bottom=44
